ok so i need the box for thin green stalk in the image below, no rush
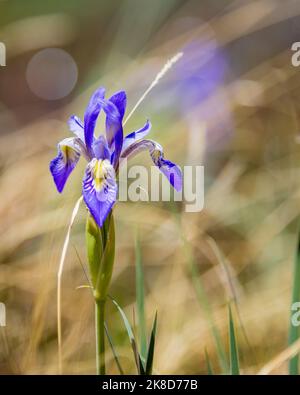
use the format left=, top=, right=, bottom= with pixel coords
left=229, top=305, right=240, bottom=375
left=86, top=213, right=115, bottom=375
left=204, top=348, right=214, bottom=375
left=288, top=228, right=300, bottom=375
left=189, top=260, right=228, bottom=372
left=96, top=300, right=106, bottom=375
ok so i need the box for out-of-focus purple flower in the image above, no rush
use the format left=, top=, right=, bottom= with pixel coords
left=177, top=39, right=227, bottom=106
left=174, top=38, right=232, bottom=164
left=50, top=87, right=182, bottom=227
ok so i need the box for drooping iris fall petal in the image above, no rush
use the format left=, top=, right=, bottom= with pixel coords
left=82, top=158, right=118, bottom=227
left=156, top=158, right=182, bottom=191
left=121, top=139, right=182, bottom=191
left=50, top=137, right=83, bottom=193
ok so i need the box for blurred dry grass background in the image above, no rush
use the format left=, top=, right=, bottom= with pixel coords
left=1, top=0, right=300, bottom=374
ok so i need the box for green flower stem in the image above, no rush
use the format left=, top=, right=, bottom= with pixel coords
left=86, top=213, right=115, bottom=375
left=96, top=299, right=106, bottom=375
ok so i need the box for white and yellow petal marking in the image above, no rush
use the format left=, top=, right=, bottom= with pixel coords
left=60, top=143, right=80, bottom=165
left=151, top=148, right=162, bottom=163
left=91, top=159, right=114, bottom=192
left=59, top=136, right=89, bottom=161
left=82, top=158, right=117, bottom=227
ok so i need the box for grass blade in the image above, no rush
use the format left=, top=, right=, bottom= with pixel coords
left=57, top=196, right=83, bottom=374
left=109, top=296, right=143, bottom=374
left=190, top=259, right=228, bottom=372
left=204, top=348, right=214, bottom=375
left=288, top=230, right=300, bottom=374
left=138, top=355, right=146, bottom=375
left=104, top=323, right=124, bottom=375
left=229, top=305, right=240, bottom=375
left=145, top=312, right=157, bottom=375
left=206, top=236, right=257, bottom=366
left=135, top=234, right=147, bottom=362
left=123, top=52, right=183, bottom=126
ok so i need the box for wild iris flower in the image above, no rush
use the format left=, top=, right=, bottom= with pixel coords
left=50, top=87, right=182, bottom=227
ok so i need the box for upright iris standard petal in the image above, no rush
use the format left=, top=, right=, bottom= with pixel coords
left=101, top=99, right=122, bottom=146
left=121, top=139, right=182, bottom=191
left=84, top=87, right=105, bottom=153
left=108, top=91, right=127, bottom=119
left=82, top=158, right=118, bottom=227
left=100, top=99, right=123, bottom=167
left=50, top=137, right=82, bottom=193
left=121, top=120, right=151, bottom=152
left=92, top=135, right=111, bottom=160
left=68, top=115, right=84, bottom=142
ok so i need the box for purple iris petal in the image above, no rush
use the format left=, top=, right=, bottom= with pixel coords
left=82, top=158, right=117, bottom=227
left=156, top=158, right=182, bottom=192
left=92, top=135, right=111, bottom=160
left=68, top=115, right=84, bottom=141
left=100, top=99, right=123, bottom=167
left=121, top=139, right=160, bottom=160
left=108, top=91, right=127, bottom=120
left=84, top=87, right=105, bottom=154
left=122, top=120, right=151, bottom=152
left=121, top=139, right=182, bottom=191
left=50, top=137, right=81, bottom=193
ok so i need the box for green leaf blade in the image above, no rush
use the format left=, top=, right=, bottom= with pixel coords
left=135, top=235, right=147, bottom=362
left=145, top=312, right=157, bottom=375
left=109, top=296, right=143, bottom=374
left=229, top=305, right=240, bottom=375
left=204, top=348, right=214, bottom=375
